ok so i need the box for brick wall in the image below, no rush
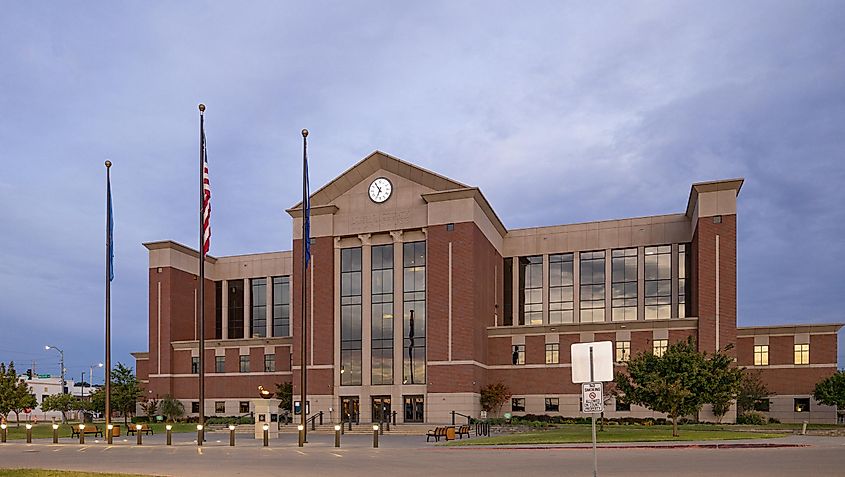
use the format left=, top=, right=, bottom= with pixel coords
left=693, top=214, right=737, bottom=356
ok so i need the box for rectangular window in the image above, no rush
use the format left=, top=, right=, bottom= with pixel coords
left=215, top=281, right=223, bottom=339
left=239, top=355, right=250, bottom=373
left=645, top=246, right=672, bottom=319
left=215, top=401, right=225, bottom=414
left=191, top=357, right=199, bottom=374
left=512, top=344, right=525, bottom=365
left=616, top=341, right=631, bottom=363
left=653, top=339, right=668, bottom=357
left=264, top=354, right=275, bottom=372
left=228, top=280, right=245, bottom=339
left=678, top=244, right=690, bottom=318
left=239, top=401, right=249, bottom=414
left=518, top=255, right=543, bottom=325
left=272, top=276, right=291, bottom=337
left=250, top=278, right=267, bottom=338
left=611, top=248, right=637, bottom=321
left=511, top=398, right=525, bottom=412
left=403, top=241, right=426, bottom=384
left=544, top=398, right=560, bottom=412
left=549, top=253, right=574, bottom=324
left=503, top=258, right=513, bottom=326
left=794, top=398, right=810, bottom=412
left=371, top=244, right=394, bottom=385
left=754, top=399, right=770, bottom=412
left=191, top=401, right=200, bottom=414
left=580, top=251, right=606, bottom=323
left=545, top=343, right=559, bottom=364
left=754, top=345, right=769, bottom=366
left=341, top=247, right=363, bottom=385
left=215, top=356, right=225, bottom=373
left=794, top=344, right=809, bottom=365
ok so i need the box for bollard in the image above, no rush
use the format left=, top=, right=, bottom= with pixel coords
left=0, top=423, right=6, bottom=443
left=392, top=411, right=396, bottom=426
left=78, top=424, right=85, bottom=444
left=166, top=425, right=172, bottom=446
left=340, top=420, right=345, bottom=435
left=26, top=424, right=33, bottom=444
left=197, top=425, right=204, bottom=447
left=801, top=421, right=808, bottom=436
left=229, top=424, right=235, bottom=446
left=107, top=424, right=114, bottom=445
left=334, top=425, right=341, bottom=448
left=263, top=424, right=269, bottom=447
left=297, top=424, right=304, bottom=447
left=52, top=424, right=59, bottom=444
left=386, top=419, right=390, bottom=432
left=348, top=419, right=352, bottom=431
left=372, top=424, right=379, bottom=448
left=136, top=424, right=143, bottom=445
left=379, top=421, right=384, bottom=436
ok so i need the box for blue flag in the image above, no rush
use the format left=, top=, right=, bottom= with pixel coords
left=107, top=172, right=114, bottom=281
left=304, top=150, right=310, bottom=266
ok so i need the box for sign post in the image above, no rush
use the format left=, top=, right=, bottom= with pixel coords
left=571, top=341, right=613, bottom=477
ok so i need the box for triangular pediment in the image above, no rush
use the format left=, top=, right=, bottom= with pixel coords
left=287, top=151, right=469, bottom=211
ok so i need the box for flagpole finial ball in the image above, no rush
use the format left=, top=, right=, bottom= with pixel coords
left=105, top=160, right=112, bottom=168
left=301, top=129, right=308, bottom=138
left=198, top=103, right=206, bottom=112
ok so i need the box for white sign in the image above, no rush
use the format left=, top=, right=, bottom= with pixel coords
left=582, top=382, right=604, bottom=413
left=571, top=341, right=614, bottom=383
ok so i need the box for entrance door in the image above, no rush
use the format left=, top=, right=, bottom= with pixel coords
left=403, top=395, right=424, bottom=423
left=341, top=396, right=359, bottom=424
left=372, top=396, right=391, bottom=423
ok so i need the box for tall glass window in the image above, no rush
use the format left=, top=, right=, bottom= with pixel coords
left=579, top=251, right=605, bottom=323
left=272, top=276, right=290, bottom=337
left=228, top=280, right=244, bottom=339
left=251, top=278, right=267, bottom=338
left=503, top=258, right=513, bottom=326
left=645, top=246, right=672, bottom=319
left=519, top=256, right=543, bottom=325
left=371, top=244, right=394, bottom=385
left=616, top=341, right=631, bottom=363
left=754, top=345, right=769, bottom=366
left=403, top=241, right=426, bottom=384
left=653, top=339, right=668, bottom=357
left=678, top=244, right=690, bottom=318
left=340, top=247, right=363, bottom=385
left=794, top=344, right=809, bottom=365
left=549, top=254, right=574, bottom=324
left=611, top=248, right=637, bottom=321
left=215, top=281, right=223, bottom=339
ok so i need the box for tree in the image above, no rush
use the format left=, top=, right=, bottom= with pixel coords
left=159, top=395, right=185, bottom=422
left=813, top=371, right=845, bottom=410
left=615, top=338, right=710, bottom=437
left=703, top=348, right=743, bottom=423
left=2, top=362, right=38, bottom=426
left=42, top=393, right=81, bottom=423
left=480, top=382, right=512, bottom=418
left=141, top=397, right=159, bottom=422
left=275, top=382, right=293, bottom=411
left=0, top=362, right=16, bottom=424
left=111, top=363, right=142, bottom=426
left=88, top=387, right=106, bottom=415
left=736, top=370, right=770, bottom=415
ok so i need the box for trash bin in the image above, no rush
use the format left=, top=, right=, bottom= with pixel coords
left=112, top=425, right=121, bottom=437
left=446, top=426, right=456, bottom=441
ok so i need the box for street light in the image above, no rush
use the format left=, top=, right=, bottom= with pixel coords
left=45, top=345, right=66, bottom=395
left=90, top=363, right=104, bottom=388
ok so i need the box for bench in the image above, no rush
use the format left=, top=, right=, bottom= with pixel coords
left=127, top=424, right=154, bottom=436
left=426, top=426, right=450, bottom=442
left=456, top=424, right=471, bottom=439
left=70, top=425, right=103, bottom=438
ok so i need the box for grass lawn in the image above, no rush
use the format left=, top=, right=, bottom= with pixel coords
left=1, top=422, right=197, bottom=440
left=443, top=424, right=787, bottom=446
left=0, top=470, right=153, bottom=477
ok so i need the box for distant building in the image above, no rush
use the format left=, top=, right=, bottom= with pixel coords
left=133, top=151, right=841, bottom=424
left=20, top=376, right=78, bottom=421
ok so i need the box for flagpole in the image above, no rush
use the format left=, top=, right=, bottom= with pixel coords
left=198, top=103, right=206, bottom=430
left=104, top=160, right=112, bottom=433
left=300, top=128, right=309, bottom=443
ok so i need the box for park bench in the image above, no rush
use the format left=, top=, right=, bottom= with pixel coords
left=456, top=424, right=471, bottom=439
left=127, top=424, right=154, bottom=436
left=426, top=426, right=449, bottom=442
left=70, top=425, right=103, bottom=438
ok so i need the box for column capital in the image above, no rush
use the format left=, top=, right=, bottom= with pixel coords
left=389, top=230, right=404, bottom=242
left=358, top=233, right=372, bottom=246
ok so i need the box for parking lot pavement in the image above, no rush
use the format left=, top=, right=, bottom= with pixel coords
left=1, top=434, right=843, bottom=476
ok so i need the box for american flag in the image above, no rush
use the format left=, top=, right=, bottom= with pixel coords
left=201, top=128, right=211, bottom=255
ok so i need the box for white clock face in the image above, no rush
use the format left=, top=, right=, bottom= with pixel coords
left=368, top=177, right=393, bottom=203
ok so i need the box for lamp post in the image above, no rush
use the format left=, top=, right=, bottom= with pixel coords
left=52, top=423, right=59, bottom=444
left=45, top=346, right=66, bottom=395
left=228, top=424, right=235, bottom=446
left=166, top=424, right=172, bottom=446
left=26, top=424, right=32, bottom=444
left=90, top=363, right=104, bottom=388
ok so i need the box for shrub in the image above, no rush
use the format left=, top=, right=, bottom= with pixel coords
left=736, top=412, right=767, bottom=425
left=767, top=417, right=781, bottom=424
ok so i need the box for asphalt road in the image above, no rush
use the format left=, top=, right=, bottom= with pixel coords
left=0, top=433, right=843, bottom=476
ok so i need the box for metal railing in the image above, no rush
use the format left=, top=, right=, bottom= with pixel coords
left=306, top=411, right=323, bottom=431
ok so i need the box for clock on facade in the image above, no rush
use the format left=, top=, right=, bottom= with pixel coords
left=368, top=177, right=392, bottom=203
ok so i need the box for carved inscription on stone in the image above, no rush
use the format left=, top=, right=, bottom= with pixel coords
left=350, top=211, right=412, bottom=231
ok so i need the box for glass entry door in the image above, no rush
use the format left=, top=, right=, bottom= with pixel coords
left=372, top=396, right=391, bottom=423
left=341, top=396, right=359, bottom=424
left=403, top=395, right=424, bottom=423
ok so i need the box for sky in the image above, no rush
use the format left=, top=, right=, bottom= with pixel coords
left=1, top=1, right=843, bottom=383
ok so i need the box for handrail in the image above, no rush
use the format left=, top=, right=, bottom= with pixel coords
left=306, top=411, right=324, bottom=431
left=450, top=411, right=472, bottom=425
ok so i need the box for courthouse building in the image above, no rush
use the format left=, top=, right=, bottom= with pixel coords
left=133, top=151, right=841, bottom=424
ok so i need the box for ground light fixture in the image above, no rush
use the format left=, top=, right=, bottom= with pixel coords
left=229, top=425, right=235, bottom=446
left=78, top=424, right=85, bottom=444
left=297, top=424, right=304, bottom=447
left=0, top=423, right=6, bottom=443
left=107, top=424, right=114, bottom=445
left=165, top=424, right=172, bottom=445
left=196, top=424, right=203, bottom=447
left=262, top=424, right=269, bottom=447
left=372, top=424, right=379, bottom=448
left=334, top=425, right=341, bottom=448
left=26, top=424, right=33, bottom=444
left=52, top=424, right=59, bottom=444
left=136, top=424, right=143, bottom=445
